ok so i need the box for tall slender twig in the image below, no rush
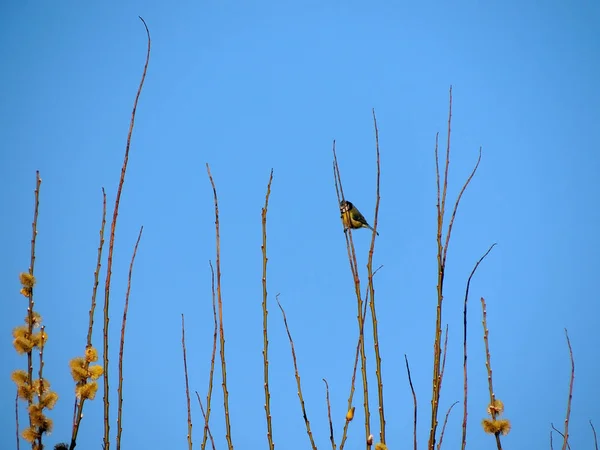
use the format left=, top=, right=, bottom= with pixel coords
left=404, top=355, right=417, bottom=450
left=429, top=87, right=482, bottom=450
left=462, top=243, right=496, bottom=450
left=70, top=189, right=107, bottom=450
left=202, top=262, right=218, bottom=450
left=36, top=324, right=47, bottom=449
left=102, top=17, right=151, bottom=450
left=481, top=297, right=502, bottom=450
left=181, top=315, right=193, bottom=450
left=437, top=401, right=458, bottom=450
left=323, top=379, right=336, bottom=450
left=562, top=329, right=574, bottom=450
left=206, top=163, right=234, bottom=450
left=333, top=142, right=371, bottom=447
left=196, top=391, right=216, bottom=450
left=116, top=226, right=143, bottom=450
left=276, top=297, right=317, bottom=450
left=261, top=169, right=275, bottom=450
left=15, top=391, right=20, bottom=450
left=367, top=109, right=385, bottom=444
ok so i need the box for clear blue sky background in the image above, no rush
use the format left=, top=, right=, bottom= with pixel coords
left=1, top=1, right=599, bottom=449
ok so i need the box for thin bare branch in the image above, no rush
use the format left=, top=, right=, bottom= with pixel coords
left=103, top=17, right=151, bottom=450
left=462, top=243, right=497, bottom=450
left=206, top=163, right=234, bottom=450
left=323, top=379, right=336, bottom=450
left=196, top=392, right=216, bottom=450
left=182, top=315, right=193, bottom=450
left=276, top=297, right=317, bottom=450
left=590, top=420, right=598, bottom=450
left=404, top=355, right=418, bottom=450
left=481, top=297, right=502, bottom=450
left=562, top=329, right=574, bottom=450
left=116, top=226, right=143, bottom=450
left=15, top=390, right=20, bottom=450
left=261, top=169, right=275, bottom=450
left=551, top=424, right=571, bottom=450
left=437, top=401, right=459, bottom=450
left=202, top=262, right=218, bottom=450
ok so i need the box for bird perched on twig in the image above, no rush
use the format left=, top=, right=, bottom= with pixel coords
left=340, top=200, right=379, bottom=236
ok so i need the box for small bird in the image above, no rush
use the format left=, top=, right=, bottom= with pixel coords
left=340, top=200, right=379, bottom=235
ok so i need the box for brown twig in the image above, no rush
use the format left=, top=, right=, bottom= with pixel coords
left=276, top=296, right=317, bottom=450
left=261, top=169, right=275, bottom=450
left=437, top=401, right=459, bottom=450
left=70, top=189, right=107, bottom=450
left=367, top=109, right=385, bottom=444
left=333, top=142, right=371, bottom=447
left=182, top=315, right=193, bottom=450
left=206, top=163, right=234, bottom=450
left=404, top=355, right=417, bottom=450
left=551, top=424, right=571, bottom=450
left=102, top=17, right=151, bottom=450
left=439, top=325, right=449, bottom=384
left=196, top=391, right=216, bottom=450
left=429, top=87, right=482, bottom=450
left=15, top=390, right=20, bottom=450
left=36, top=324, right=47, bottom=449
left=116, top=226, right=143, bottom=450
left=340, top=287, right=370, bottom=450
left=562, top=329, right=574, bottom=450
left=481, top=297, right=502, bottom=450
left=550, top=430, right=554, bottom=450
left=202, top=261, right=218, bottom=450
left=590, top=420, right=598, bottom=450
left=462, top=243, right=496, bottom=450
left=323, top=379, right=336, bottom=450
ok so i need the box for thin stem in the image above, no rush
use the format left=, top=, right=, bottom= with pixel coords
left=206, top=163, right=234, bottom=450
left=182, top=315, right=193, bottom=450
left=437, top=401, right=458, bottom=450
left=70, top=189, right=107, bottom=450
left=36, top=324, right=46, bottom=449
left=276, top=297, right=317, bottom=450
left=590, top=420, right=598, bottom=450
left=368, top=109, right=385, bottom=444
left=323, top=379, right=336, bottom=450
left=102, top=17, right=151, bottom=450
left=562, top=329, right=574, bottom=450
left=481, top=297, right=502, bottom=450
left=116, top=226, right=143, bottom=450
left=404, top=355, right=417, bottom=450
left=15, top=390, right=20, bottom=450
left=202, top=262, right=218, bottom=450
left=462, top=243, right=496, bottom=450
left=551, top=424, right=571, bottom=450
left=196, top=392, right=216, bottom=450
left=261, top=169, right=275, bottom=450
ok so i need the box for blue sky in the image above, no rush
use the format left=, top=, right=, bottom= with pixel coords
left=1, top=1, right=599, bottom=449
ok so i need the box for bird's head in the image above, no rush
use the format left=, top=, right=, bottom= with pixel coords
left=339, top=200, right=353, bottom=213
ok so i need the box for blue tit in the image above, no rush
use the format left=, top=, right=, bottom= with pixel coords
left=340, top=200, right=379, bottom=235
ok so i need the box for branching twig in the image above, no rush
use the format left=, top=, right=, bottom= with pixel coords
left=276, top=297, right=317, bottom=450
left=182, top=315, right=193, bottom=450
left=261, top=169, right=275, bottom=450
left=116, top=226, right=143, bottom=450
left=323, top=379, right=336, bottom=450
left=404, top=355, right=417, bottom=450
left=551, top=423, right=571, bottom=450
left=462, top=243, right=496, bottom=450
left=206, top=163, right=234, bottom=450
left=102, top=17, right=151, bottom=450
left=562, top=329, right=574, bottom=450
